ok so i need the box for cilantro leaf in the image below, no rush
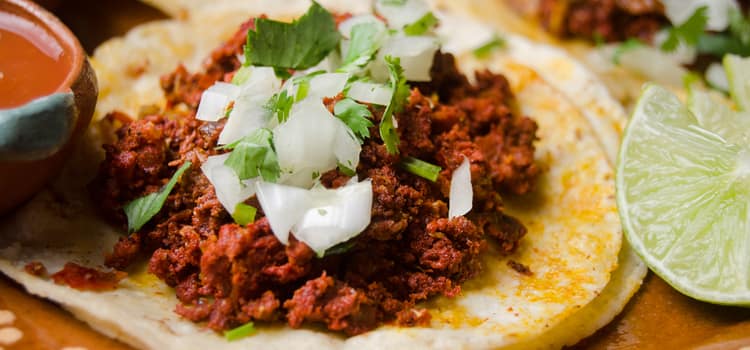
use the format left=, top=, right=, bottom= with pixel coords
left=661, top=6, right=708, bottom=52
left=232, top=203, right=257, bottom=226
left=124, top=161, right=192, bottom=233
left=265, top=89, right=294, bottom=123
left=337, top=162, right=356, bottom=176
left=245, top=2, right=340, bottom=71
left=333, top=98, right=374, bottom=143
left=381, top=56, right=409, bottom=154
left=473, top=35, right=506, bottom=58
left=403, top=12, right=438, bottom=36
left=339, top=23, right=384, bottom=72
left=612, top=38, right=644, bottom=65
left=223, top=128, right=280, bottom=182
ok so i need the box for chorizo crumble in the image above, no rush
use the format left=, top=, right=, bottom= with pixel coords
left=89, top=18, right=539, bottom=335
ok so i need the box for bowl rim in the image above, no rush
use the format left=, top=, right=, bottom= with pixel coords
left=1, top=0, right=85, bottom=96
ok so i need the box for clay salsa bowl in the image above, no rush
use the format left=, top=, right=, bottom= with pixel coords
left=0, top=0, right=97, bottom=214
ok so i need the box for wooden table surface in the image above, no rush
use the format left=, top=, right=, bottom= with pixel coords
left=1, top=1, right=749, bottom=349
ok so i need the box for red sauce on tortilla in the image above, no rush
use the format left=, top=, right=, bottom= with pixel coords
left=0, top=12, right=72, bottom=109
left=50, top=263, right=126, bottom=291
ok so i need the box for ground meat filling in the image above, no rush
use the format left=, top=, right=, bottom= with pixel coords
left=539, top=0, right=667, bottom=43
left=91, top=19, right=539, bottom=335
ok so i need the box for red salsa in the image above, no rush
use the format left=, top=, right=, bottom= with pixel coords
left=0, top=12, right=72, bottom=109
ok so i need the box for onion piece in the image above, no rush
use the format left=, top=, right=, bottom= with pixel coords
left=274, top=99, right=361, bottom=188
left=434, top=12, right=495, bottom=55
left=195, top=82, right=240, bottom=122
left=374, top=0, right=430, bottom=29
left=371, top=34, right=439, bottom=82
left=346, top=81, right=392, bottom=105
left=218, top=67, right=281, bottom=145
left=201, top=154, right=257, bottom=215
left=661, top=0, right=738, bottom=31
left=306, top=72, right=350, bottom=99
left=274, top=99, right=339, bottom=175
left=706, top=62, right=730, bottom=92
left=339, top=14, right=386, bottom=39
left=292, top=179, right=373, bottom=255
left=449, top=156, right=472, bottom=219
left=255, top=181, right=313, bottom=245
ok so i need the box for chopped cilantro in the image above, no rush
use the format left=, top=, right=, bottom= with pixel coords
left=339, top=23, right=383, bottom=72
left=472, top=35, right=505, bottom=58
left=380, top=0, right=406, bottom=5
left=729, top=8, right=750, bottom=47
left=661, top=6, right=708, bottom=52
left=223, top=128, right=280, bottom=182
left=400, top=156, right=441, bottom=182
left=333, top=98, right=374, bottom=143
left=224, top=322, right=256, bottom=341
left=337, top=162, right=356, bottom=176
left=245, top=2, right=340, bottom=71
left=232, top=203, right=257, bottom=226
left=265, top=90, right=294, bottom=123
left=696, top=8, right=750, bottom=57
left=403, top=12, right=438, bottom=36
left=612, top=38, right=644, bottom=65
left=381, top=56, right=409, bottom=154
left=124, top=161, right=191, bottom=233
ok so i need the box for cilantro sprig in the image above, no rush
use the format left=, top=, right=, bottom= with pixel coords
left=661, top=6, right=709, bottom=52
left=223, top=128, right=281, bottom=182
left=334, top=98, right=374, bottom=143
left=124, top=161, right=192, bottom=233
left=265, top=90, right=294, bottom=123
left=245, top=2, right=340, bottom=72
left=339, top=23, right=384, bottom=73
left=381, top=56, right=410, bottom=154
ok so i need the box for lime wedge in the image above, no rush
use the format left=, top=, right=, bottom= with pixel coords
left=617, top=83, right=750, bottom=305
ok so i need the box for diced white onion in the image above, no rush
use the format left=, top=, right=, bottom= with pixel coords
left=333, top=121, right=362, bottom=171
left=255, top=181, right=313, bottom=245
left=599, top=44, right=689, bottom=87
left=706, top=62, right=730, bottom=92
left=374, top=0, right=430, bottom=29
left=274, top=99, right=339, bottom=176
left=292, top=179, right=373, bottom=255
left=306, top=72, right=350, bottom=99
left=449, top=156, right=472, bottom=219
left=200, top=154, right=257, bottom=215
left=273, top=99, right=362, bottom=187
left=195, top=82, right=240, bottom=122
left=346, top=81, right=392, bottom=105
left=661, top=0, right=738, bottom=31
left=338, top=14, right=387, bottom=39
left=434, top=12, right=496, bottom=55
left=371, top=35, right=439, bottom=82
left=218, top=67, right=281, bottom=145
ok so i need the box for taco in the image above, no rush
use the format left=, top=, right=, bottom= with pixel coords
left=0, top=1, right=645, bottom=349
left=455, top=0, right=750, bottom=109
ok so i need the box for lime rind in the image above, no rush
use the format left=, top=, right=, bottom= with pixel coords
left=617, top=83, right=750, bottom=305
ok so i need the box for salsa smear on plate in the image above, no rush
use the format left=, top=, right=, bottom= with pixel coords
left=87, top=1, right=539, bottom=335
